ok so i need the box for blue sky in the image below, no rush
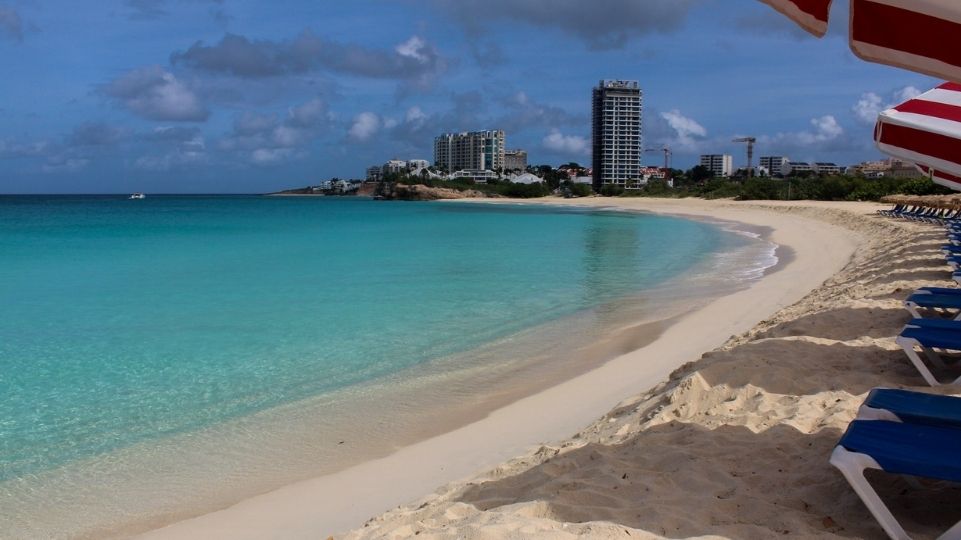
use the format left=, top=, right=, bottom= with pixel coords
left=0, top=0, right=940, bottom=193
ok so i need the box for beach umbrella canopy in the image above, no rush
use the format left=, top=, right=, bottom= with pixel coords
left=760, top=0, right=961, bottom=190
left=759, top=0, right=961, bottom=83
left=875, top=83, right=961, bottom=190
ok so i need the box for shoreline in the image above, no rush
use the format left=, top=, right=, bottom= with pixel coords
left=139, top=198, right=867, bottom=539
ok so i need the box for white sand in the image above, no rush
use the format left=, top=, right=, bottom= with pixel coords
left=139, top=198, right=941, bottom=540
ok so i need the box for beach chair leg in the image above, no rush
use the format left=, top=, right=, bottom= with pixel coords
left=896, top=336, right=942, bottom=386
left=940, top=519, right=961, bottom=540
left=903, top=302, right=922, bottom=320
left=830, top=446, right=912, bottom=540
left=924, top=346, right=948, bottom=370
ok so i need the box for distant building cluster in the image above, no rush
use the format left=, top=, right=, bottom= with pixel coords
left=367, top=159, right=437, bottom=182
left=357, top=78, right=919, bottom=192
left=700, top=155, right=844, bottom=179
left=365, top=128, right=535, bottom=185
left=847, top=158, right=923, bottom=179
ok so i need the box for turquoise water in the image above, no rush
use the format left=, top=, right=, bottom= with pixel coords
left=0, top=195, right=751, bottom=487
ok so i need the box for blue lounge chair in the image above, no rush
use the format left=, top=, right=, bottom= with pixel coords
left=896, top=322, right=961, bottom=386
left=943, top=245, right=961, bottom=257
left=831, top=420, right=961, bottom=539
left=858, top=388, right=961, bottom=427
left=904, top=291, right=961, bottom=320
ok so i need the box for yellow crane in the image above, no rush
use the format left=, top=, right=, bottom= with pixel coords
left=732, top=137, right=756, bottom=177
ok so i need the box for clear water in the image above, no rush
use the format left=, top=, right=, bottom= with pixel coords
left=0, top=195, right=766, bottom=534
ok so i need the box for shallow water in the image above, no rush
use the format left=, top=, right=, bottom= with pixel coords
left=0, top=196, right=775, bottom=537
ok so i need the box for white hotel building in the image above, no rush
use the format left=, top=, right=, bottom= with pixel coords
left=699, top=154, right=733, bottom=177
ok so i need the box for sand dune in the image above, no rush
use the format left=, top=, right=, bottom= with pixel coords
left=344, top=200, right=961, bottom=540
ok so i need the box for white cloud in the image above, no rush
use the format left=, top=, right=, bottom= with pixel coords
left=659, top=109, right=706, bottom=151
left=807, top=115, right=843, bottom=142
left=348, top=112, right=381, bottom=142
left=542, top=129, right=589, bottom=155
left=104, top=65, right=208, bottom=122
left=286, top=98, right=329, bottom=128
left=893, top=85, right=923, bottom=103
left=395, top=36, right=430, bottom=64
left=758, top=115, right=848, bottom=155
left=853, top=92, right=883, bottom=124
left=0, top=139, right=50, bottom=158
left=405, top=106, right=427, bottom=124
left=251, top=147, right=294, bottom=164
left=853, top=85, right=926, bottom=124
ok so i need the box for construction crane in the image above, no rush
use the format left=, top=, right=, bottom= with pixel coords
left=644, top=145, right=672, bottom=176
left=732, top=137, right=756, bottom=177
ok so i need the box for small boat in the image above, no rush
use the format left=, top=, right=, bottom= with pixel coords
left=129, top=193, right=146, bottom=200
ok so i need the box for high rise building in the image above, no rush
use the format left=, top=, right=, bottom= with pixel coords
left=759, top=156, right=790, bottom=177
left=699, top=154, right=734, bottom=178
left=592, top=80, right=643, bottom=191
left=433, top=130, right=505, bottom=172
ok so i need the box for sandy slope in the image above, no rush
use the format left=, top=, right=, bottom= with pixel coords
left=339, top=200, right=961, bottom=540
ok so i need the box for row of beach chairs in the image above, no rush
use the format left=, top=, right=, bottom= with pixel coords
left=879, top=204, right=961, bottom=224
left=831, top=209, right=961, bottom=539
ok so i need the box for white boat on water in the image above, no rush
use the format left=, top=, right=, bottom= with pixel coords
left=129, top=193, right=146, bottom=200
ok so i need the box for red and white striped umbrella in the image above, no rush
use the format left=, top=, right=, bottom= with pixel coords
left=760, top=0, right=961, bottom=189
left=875, top=83, right=961, bottom=190
left=760, top=0, right=961, bottom=84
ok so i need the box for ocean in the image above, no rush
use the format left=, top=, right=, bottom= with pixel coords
left=0, top=195, right=776, bottom=537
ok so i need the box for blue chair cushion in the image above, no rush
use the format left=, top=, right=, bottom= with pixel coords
left=918, top=287, right=961, bottom=296
left=865, top=388, right=961, bottom=428
left=908, top=294, right=961, bottom=310
left=839, top=420, right=961, bottom=483
left=901, top=325, right=961, bottom=350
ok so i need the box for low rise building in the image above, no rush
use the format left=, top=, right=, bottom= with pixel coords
left=511, top=172, right=543, bottom=185
left=814, top=162, right=842, bottom=175
left=759, top=156, right=790, bottom=177
left=699, top=154, right=733, bottom=177
left=504, top=150, right=527, bottom=172
left=450, top=169, right=498, bottom=183
left=784, top=161, right=814, bottom=175
left=382, top=160, right=408, bottom=176
left=407, top=159, right=430, bottom=170
left=366, top=166, right=382, bottom=182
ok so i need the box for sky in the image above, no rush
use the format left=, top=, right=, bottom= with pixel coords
left=0, top=0, right=941, bottom=194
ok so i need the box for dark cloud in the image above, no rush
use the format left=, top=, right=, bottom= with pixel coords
left=469, top=41, right=505, bottom=68
left=124, top=0, right=169, bottom=20
left=103, top=65, right=209, bottom=122
left=430, top=0, right=703, bottom=50
left=170, top=31, right=448, bottom=86
left=0, top=6, right=23, bottom=42
left=124, top=0, right=225, bottom=21
left=494, top=91, right=585, bottom=133
left=68, top=122, right=126, bottom=147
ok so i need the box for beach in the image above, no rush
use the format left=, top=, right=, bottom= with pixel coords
left=134, top=196, right=944, bottom=540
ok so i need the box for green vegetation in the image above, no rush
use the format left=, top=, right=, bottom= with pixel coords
left=376, top=166, right=950, bottom=202
left=624, top=174, right=950, bottom=201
